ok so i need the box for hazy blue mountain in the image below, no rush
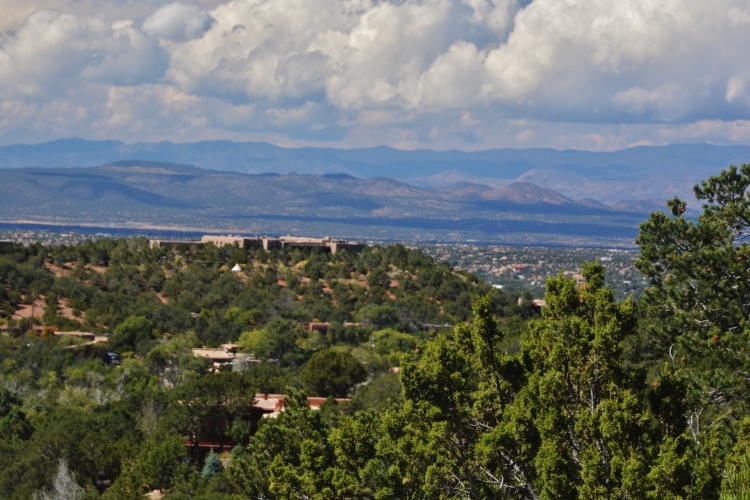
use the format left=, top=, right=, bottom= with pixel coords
left=0, top=139, right=750, bottom=224
left=0, top=161, right=649, bottom=247
left=1, top=139, right=747, bottom=184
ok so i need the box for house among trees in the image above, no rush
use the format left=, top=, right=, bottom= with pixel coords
left=253, top=393, right=350, bottom=419
left=191, top=343, right=253, bottom=372
left=182, top=392, right=350, bottom=459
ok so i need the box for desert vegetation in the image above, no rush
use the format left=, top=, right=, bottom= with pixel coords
left=2, top=165, right=750, bottom=498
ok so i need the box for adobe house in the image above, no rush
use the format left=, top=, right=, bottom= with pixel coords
left=252, top=394, right=350, bottom=419
left=191, top=346, right=239, bottom=372
left=184, top=393, right=350, bottom=460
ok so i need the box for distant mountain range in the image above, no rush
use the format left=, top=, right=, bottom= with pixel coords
left=1, top=138, right=748, bottom=199
left=0, top=160, right=652, bottom=247
left=1, top=139, right=748, bottom=246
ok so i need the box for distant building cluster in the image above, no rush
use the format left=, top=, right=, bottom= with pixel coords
left=151, top=234, right=364, bottom=254
left=0, top=230, right=101, bottom=247
left=418, top=243, right=644, bottom=300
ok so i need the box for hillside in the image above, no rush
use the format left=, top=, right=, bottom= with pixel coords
left=1, top=162, right=749, bottom=498
left=1, top=139, right=748, bottom=209
left=0, top=161, right=648, bottom=246
left=479, top=181, right=574, bottom=204
left=0, top=237, right=540, bottom=497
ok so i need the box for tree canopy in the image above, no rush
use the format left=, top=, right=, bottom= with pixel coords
left=3, top=164, right=750, bottom=498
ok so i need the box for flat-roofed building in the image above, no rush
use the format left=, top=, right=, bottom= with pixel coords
left=276, top=235, right=363, bottom=254
left=154, top=234, right=364, bottom=254
left=199, top=235, right=247, bottom=247
left=192, top=347, right=237, bottom=372
left=192, top=344, right=258, bottom=372
left=253, top=393, right=350, bottom=418
left=181, top=392, right=350, bottom=458
left=150, top=240, right=204, bottom=249
left=202, top=235, right=363, bottom=254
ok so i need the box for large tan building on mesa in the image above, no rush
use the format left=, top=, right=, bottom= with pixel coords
left=152, top=235, right=363, bottom=254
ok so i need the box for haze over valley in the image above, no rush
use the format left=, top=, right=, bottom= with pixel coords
left=2, top=139, right=748, bottom=246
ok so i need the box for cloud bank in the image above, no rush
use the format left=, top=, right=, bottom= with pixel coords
left=1, top=0, right=749, bottom=149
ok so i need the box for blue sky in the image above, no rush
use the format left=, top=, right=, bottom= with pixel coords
left=1, top=0, right=749, bottom=150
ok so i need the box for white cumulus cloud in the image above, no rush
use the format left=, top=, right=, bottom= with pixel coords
left=0, top=0, right=749, bottom=149
left=142, top=3, right=213, bottom=41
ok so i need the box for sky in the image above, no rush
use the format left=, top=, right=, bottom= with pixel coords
left=1, top=0, right=749, bottom=151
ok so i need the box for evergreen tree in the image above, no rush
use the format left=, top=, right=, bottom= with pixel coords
left=0, top=388, right=33, bottom=443
left=391, top=264, right=676, bottom=498
left=636, top=163, right=750, bottom=496
left=517, top=263, right=648, bottom=498
left=301, top=349, right=367, bottom=398
left=201, top=451, right=224, bottom=478
left=229, top=391, right=332, bottom=498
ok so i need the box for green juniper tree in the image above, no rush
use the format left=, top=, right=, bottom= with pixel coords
left=301, top=350, right=367, bottom=398
left=516, top=263, right=648, bottom=499
left=0, top=388, right=33, bottom=444
left=228, top=391, right=332, bottom=498
left=373, top=263, right=656, bottom=499
left=635, top=164, right=750, bottom=497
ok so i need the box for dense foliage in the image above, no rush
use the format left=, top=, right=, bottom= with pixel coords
left=0, top=238, right=532, bottom=498
left=2, top=164, right=750, bottom=498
